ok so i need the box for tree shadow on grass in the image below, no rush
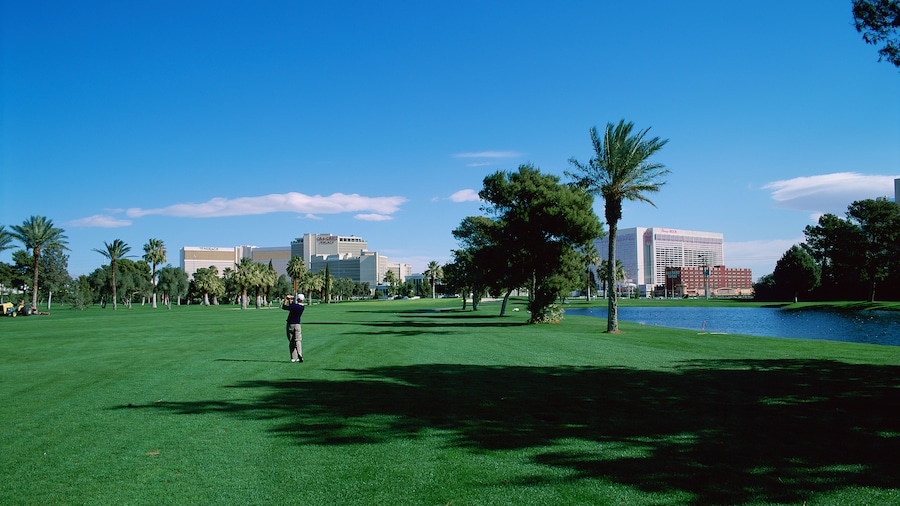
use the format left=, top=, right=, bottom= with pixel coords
left=117, top=359, right=900, bottom=504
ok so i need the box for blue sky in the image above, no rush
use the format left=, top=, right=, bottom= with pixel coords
left=2, top=1, right=898, bottom=281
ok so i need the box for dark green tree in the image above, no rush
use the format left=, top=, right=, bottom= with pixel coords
left=37, top=247, right=71, bottom=308
left=853, top=0, right=900, bottom=68
left=472, top=164, right=603, bottom=323
left=803, top=213, right=865, bottom=299
left=70, top=274, right=94, bottom=310
left=158, top=265, right=189, bottom=308
left=452, top=215, right=510, bottom=314
left=846, top=198, right=900, bottom=302
left=568, top=120, right=668, bottom=331
left=773, top=245, right=821, bottom=303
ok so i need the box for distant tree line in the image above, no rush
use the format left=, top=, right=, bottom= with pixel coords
left=755, top=197, right=900, bottom=302
left=0, top=216, right=380, bottom=311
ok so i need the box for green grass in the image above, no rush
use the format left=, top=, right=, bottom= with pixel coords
left=2, top=298, right=899, bottom=505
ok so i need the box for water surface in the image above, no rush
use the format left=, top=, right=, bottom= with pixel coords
left=565, top=306, right=900, bottom=346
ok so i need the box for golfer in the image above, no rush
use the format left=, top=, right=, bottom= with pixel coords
left=282, top=294, right=305, bottom=362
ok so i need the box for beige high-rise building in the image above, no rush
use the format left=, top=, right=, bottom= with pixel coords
left=180, top=233, right=411, bottom=288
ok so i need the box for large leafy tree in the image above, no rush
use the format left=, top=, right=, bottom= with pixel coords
left=93, top=239, right=131, bottom=310
left=846, top=197, right=900, bottom=302
left=442, top=248, right=481, bottom=310
left=37, top=247, right=71, bottom=309
left=382, top=269, right=397, bottom=298
left=568, top=120, right=669, bottom=332
left=451, top=216, right=504, bottom=312
left=473, top=164, right=603, bottom=323
left=853, top=0, right=900, bottom=68
left=158, top=266, right=189, bottom=308
left=10, top=216, right=69, bottom=308
left=773, top=245, right=821, bottom=303
left=802, top=213, right=865, bottom=299
left=142, top=238, right=167, bottom=309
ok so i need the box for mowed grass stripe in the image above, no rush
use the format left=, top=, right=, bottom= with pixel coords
left=2, top=298, right=899, bottom=505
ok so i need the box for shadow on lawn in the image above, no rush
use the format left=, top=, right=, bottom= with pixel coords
left=119, top=359, right=900, bottom=504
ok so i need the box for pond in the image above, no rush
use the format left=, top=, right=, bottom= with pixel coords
left=564, top=306, right=900, bottom=347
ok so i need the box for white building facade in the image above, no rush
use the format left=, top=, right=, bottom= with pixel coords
left=593, top=227, right=725, bottom=296
left=181, top=233, right=411, bottom=288
left=181, top=246, right=253, bottom=279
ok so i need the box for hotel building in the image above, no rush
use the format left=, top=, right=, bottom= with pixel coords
left=180, top=233, right=411, bottom=288
left=593, top=227, right=751, bottom=296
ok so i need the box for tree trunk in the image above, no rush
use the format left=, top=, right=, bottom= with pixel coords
left=111, top=261, right=118, bottom=311
left=607, top=222, right=619, bottom=332
left=30, top=249, right=40, bottom=309
left=499, top=289, right=512, bottom=317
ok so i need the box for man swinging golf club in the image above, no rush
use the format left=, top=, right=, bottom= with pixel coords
left=282, top=294, right=305, bottom=362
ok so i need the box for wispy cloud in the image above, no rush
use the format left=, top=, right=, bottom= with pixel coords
left=125, top=192, right=407, bottom=219
left=448, top=189, right=481, bottom=203
left=453, top=151, right=522, bottom=159
left=68, top=214, right=132, bottom=228
left=354, top=213, right=393, bottom=221
left=762, top=172, right=897, bottom=218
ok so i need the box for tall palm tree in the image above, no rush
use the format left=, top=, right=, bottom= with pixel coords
left=424, top=260, right=443, bottom=299
left=0, top=225, right=13, bottom=253
left=10, top=216, right=69, bottom=308
left=142, top=238, right=166, bottom=309
left=286, top=256, right=307, bottom=298
left=93, top=239, right=132, bottom=310
left=232, top=257, right=255, bottom=309
left=568, top=120, right=669, bottom=332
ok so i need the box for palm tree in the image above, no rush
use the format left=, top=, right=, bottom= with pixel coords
left=424, top=261, right=443, bottom=299
left=232, top=257, right=255, bottom=310
left=0, top=225, right=13, bottom=253
left=599, top=259, right=627, bottom=298
left=142, top=238, right=166, bottom=309
left=568, top=120, right=669, bottom=332
left=93, top=239, right=132, bottom=310
left=307, top=271, right=325, bottom=302
left=286, top=256, right=307, bottom=298
left=10, top=216, right=69, bottom=308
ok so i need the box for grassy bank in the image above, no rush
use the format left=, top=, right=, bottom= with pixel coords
left=2, top=299, right=899, bottom=505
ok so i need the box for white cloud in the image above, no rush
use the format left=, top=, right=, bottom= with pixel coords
left=453, top=151, right=522, bottom=159
left=762, top=172, right=898, bottom=215
left=448, top=189, right=481, bottom=203
left=68, top=214, right=132, bottom=228
left=354, top=213, right=393, bottom=221
left=126, top=192, right=407, bottom=219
